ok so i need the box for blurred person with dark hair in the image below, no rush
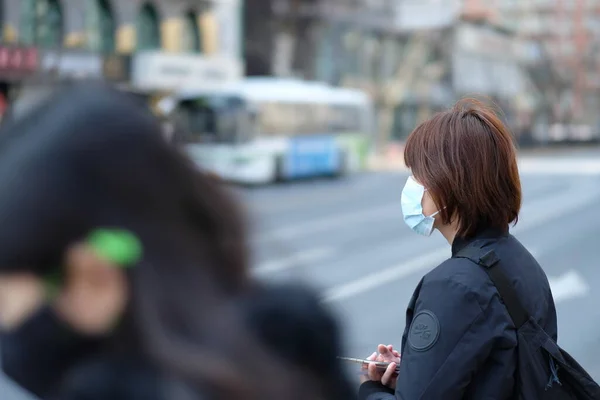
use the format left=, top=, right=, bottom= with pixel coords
left=0, top=83, right=354, bottom=400
left=359, top=99, right=557, bottom=399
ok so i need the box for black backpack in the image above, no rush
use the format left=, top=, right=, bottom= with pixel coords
left=456, top=241, right=600, bottom=400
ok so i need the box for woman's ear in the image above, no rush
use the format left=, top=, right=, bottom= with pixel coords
left=54, top=242, right=129, bottom=335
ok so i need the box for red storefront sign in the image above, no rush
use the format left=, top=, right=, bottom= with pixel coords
left=0, top=46, right=39, bottom=77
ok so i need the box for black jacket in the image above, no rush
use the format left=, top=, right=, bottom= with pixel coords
left=359, top=228, right=558, bottom=399
left=2, top=283, right=355, bottom=400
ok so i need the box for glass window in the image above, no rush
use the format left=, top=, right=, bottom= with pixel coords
left=20, top=0, right=35, bottom=45
left=297, top=103, right=318, bottom=134
left=0, top=0, right=4, bottom=39
left=286, top=104, right=299, bottom=133
left=257, top=103, right=273, bottom=135
left=257, top=101, right=364, bottom=136
left=259, top=103, right=291, bottom=136
left=20, top=0, right=63, bottom=47
left=86, top=0, right=114, bottom=52
left=342, top=29, right=360, bottom=76
left=314, top=103, right=330, bottom=133
left=181, top=11, right=201, bottom=53
left=137, top=3, right=161, bottom=50
left=99, top=0, right=115, bottom=52
left=304, top=103, right=327, bottom=134
left=176, top=96, right=245, bottom=143
left=38, top=0, right=63, bottom=48
left=280, top=104, right=296, bottom=134
left=316, top=25, right=335, bottom=83
left=329, top=105, right=361, bottom=132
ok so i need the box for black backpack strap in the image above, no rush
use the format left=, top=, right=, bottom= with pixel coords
left=455, top=243, right=529, bottom=328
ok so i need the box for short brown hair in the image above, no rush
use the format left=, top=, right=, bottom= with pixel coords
left=403, top=98, right=521, bottom=238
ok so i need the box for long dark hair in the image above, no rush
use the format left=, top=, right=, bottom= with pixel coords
left=0, top=83, right=330, bottom=399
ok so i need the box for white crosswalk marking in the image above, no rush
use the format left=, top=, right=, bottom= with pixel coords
left=254, top=246, right=337, bottom=275
left=549, top=270, right=590, bottom=303
left=322, top=184, right=600, bottom=302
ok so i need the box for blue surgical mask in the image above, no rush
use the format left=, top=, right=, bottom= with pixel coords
left=401, top=176, right=439, bottom=236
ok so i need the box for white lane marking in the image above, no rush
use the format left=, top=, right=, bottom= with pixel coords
left=323, top=248, right=449, bottom=302
left=549, top=270, right=590, bottom=303
left=323, top=189, right=600, bottom=303
left=254, top=172, right=594, bottom=247
left=256, top=176, right=595, bottom=246
left=254, top=203, right=399, bottom=245
left=253, top=246, right=337, bottom=275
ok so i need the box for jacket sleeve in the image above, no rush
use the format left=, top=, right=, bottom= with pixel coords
left=358, top=276, right=500, bottom=400
left=52, top=358, right=163, bottom=400
left=358, top=381, right=395, bottom=400
left=394, top=277, right=497, bottom=399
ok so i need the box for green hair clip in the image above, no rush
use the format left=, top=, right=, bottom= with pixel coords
left=44, top=229, right=142, bottom=300
left=87, top=228, right=143, bottom=267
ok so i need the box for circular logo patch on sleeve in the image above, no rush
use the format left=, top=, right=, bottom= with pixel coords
left=408, top=310, right=440, bottom=351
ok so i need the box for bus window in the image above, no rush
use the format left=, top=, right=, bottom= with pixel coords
left=257, top=100, right=367, bottom=136
left=329, top=105, right=353, bottom=132
left=334, top=105, right=361, bottom=132
left=175, top=96, right=246, bottom=143
left=314, top=103, right=330, bottom=134
left=257, top=103, right=272, bottom=135
left=258, top=102, right=286, bottom=136
left=236, top=108, right=258, bottom=141
left=292, top=103, right=308, bottom=135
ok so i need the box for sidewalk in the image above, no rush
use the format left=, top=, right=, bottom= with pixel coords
left=368, top=142, right=600, bottom=173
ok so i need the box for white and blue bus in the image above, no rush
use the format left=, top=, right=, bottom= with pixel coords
left=158, top=78, right=375, bottom=184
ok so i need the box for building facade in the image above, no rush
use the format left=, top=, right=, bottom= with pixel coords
left=466, top=0, right=600, bottom=133
left=0, top=0, right=244, bottom=119
left=243, top=0, right=420, bottom=149
left=244, top=0, right=399, bottom=86
left=2, top=0, right=242, bottom=57
left=243, top=0, right=538, bottom=147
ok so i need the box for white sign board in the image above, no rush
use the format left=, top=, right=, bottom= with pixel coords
left=41, top=51, right=103, bottom=78
left=130, top=51, right=243, bottom=91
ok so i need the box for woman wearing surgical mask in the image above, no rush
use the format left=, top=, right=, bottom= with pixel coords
left=0, top=83, right=354, bottom=400
left=358, top=99, right=557, bottom=399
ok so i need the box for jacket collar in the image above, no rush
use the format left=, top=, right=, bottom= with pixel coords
left=451, top=226, right=509, bottom=256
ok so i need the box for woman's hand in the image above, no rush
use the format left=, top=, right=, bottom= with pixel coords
left=360, top=344, right=401, bottom=388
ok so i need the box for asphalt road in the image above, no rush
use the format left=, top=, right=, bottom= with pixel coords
left=241, top=145, right=600, bottom=382
left=1, top=146, right=599, bottom=398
